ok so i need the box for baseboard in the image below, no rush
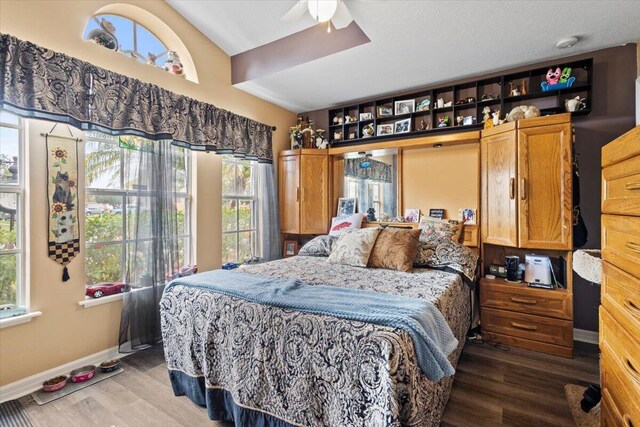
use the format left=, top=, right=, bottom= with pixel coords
left=574, top=328, right=599, bottom=345
left=0, top=346, right=129, bottom=403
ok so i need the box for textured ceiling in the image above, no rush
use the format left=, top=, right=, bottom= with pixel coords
left=167, top=0, right=640, bottom=113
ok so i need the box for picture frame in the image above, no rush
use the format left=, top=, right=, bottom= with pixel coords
left=348, top=131, right=356, bottom=139
left=359, top=112, right=373, bottom=121
left=394, top=118, right=411, bottom=134
left=337, top=197, right=357, bottom=216
left=377, top=106, right=393, bottom=117
left=459, top=208, right=477, bottom=225
left=376, top=124, right=394, bottom=136
left=404, top=208, right=420, bottom=223
left=283, top=240, right=299, bottom=258
left=462, top=116, right=474, bottom=126
left=394, top=99, right=415, bottom=115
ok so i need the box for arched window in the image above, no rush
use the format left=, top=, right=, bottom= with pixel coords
left=83, top=14, right=187, bottom=79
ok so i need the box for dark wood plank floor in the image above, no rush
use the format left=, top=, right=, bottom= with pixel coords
left=18, top=341, right=599, bottom=426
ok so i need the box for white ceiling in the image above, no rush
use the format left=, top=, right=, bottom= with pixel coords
left=168, top=0, right=640, bottom=113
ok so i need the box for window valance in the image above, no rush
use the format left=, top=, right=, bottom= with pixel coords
left=0, top=34, right=274, bottom=162
left=344, top=158, right=392, bottom=183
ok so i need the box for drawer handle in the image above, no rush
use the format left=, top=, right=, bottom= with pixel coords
left=510, top=322, right=538, bottom=331
left=623, top=414, right=634, bottom=427
left=625, top=181, right=640, bottom=191
left=510, top=297, right=538, bottom=305
left=624, top=357, right=640, bottom=385
left=625, top=241, right=640, bottom=254
left=509, top=177, right=515, bottom=199
left=625, top=299, right=640, bottom=320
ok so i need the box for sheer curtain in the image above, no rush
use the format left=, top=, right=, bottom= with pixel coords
left=257, top=163, right=281, bottom=261
left=119, top=139, right=181, bottom=351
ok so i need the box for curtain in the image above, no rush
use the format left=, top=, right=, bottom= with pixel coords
left=118, top=139, right=181, bottom=350
left=0, top=34, right=274, bottom=162
left=257, top=163, right=281, bottom=261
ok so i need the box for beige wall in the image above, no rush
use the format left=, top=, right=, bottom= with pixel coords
left=0, top=0, right=296, bottom=386
left=401, top=144, right=479, bottom=221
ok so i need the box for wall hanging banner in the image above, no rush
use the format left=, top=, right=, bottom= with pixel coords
left=0, top=33, right=274, bottom=162
left=344, top=158, right=393, bottom=183
left=46, top=135, right=80, bottom=281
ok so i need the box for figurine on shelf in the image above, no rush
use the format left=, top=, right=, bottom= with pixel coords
left=484, top=118, right=495, bottom=129
left=521, top=79, right=528, bottom=95
left=481, top=93, right=497, bottom=101
left=506, top=105, right=541, bottom=122
left=444, top=101, right=453, bottom=107
left=163, top=51, right=186, bottom=78
left=456, top=116, right=464, bottom=126
left=492, top=110, right=506, bottom=126
left=546, top=67, right=561, bottom=85
left=345, top=115, right=355, bottom=123
left=338, top=116, right=344, bottom=124
left=333, top=115, right=340, bottom=125
left=509, top=81, right=521, bottom=97
left=362, top=123, right=374, bottom=138
left=482, top=106, right=492, bottom=123
left=333, top=130, right=343, bottom=141
left=436, top=98, right=444, bottom=108
left=559, top=67, right=572, bottom=84
left=366, top=208, right=377, bottom=222
left=565, top=96, right=586, bottom=112
left=437, top=116, right=450, bottom=128
left=419, top=119, right=430, bottom=131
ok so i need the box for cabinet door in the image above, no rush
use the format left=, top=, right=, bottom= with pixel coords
left=279, top=154, right=300, bottom=233
left=481, top=131, right=518, bottom=247
left=518, top=124, right=572, bottom=249
left=300, top=153, right=329, bottom=234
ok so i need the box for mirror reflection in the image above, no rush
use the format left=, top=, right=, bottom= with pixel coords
left=342, top=152, right=397, bottom=220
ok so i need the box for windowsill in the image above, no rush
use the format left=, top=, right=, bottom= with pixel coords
left=77, top=293, right=124, bottom=309
left=0, top=311, right=42, bottom=329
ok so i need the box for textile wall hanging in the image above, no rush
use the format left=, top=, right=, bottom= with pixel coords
left=0, top=34, right=275, bottom=162
left=46, top=135, right=80, bottom=281
left=344, top=158, right=393, bottom=183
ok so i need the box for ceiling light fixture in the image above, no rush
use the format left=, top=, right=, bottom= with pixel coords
left=308, top=0, right=338, bottom=23
left=556, top=36, right=579, bottom=49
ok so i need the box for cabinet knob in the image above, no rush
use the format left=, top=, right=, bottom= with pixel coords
left=509, top=177, right=515, bottom=200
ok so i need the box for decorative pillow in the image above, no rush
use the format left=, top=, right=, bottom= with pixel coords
left=298, top=235, right=338, bottom=257
left=328, top=214, right=363, bottom=237
left=418, top=217, right=462, bottom=242
left=413, top=237, right=479, bottom=287
left=327, top=227, right=381, bottom=267
left=368, top=228, right=421, bottom=272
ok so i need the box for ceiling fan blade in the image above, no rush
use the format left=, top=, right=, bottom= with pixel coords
left=281, top=0, right=309, bottom=22
left=331, top=1, right=354, bottom=29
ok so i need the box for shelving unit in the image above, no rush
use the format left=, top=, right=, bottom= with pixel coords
left=328, top=58, right=592, bottom=145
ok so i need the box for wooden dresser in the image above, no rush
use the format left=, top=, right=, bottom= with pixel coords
left=599, top=126, right=640, bottom=426
left=479, top=114, right=574, bottom=357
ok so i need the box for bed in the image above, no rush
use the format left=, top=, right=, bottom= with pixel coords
left=160, top=249, right=473, bottom=427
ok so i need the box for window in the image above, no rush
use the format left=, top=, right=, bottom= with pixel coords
left=83, top=14, right=172, bottom=71
left=84, top=132, right=191, bottom=286
left=344, top=177, right=387, bottom=218
left=222, top=156, right=258, bottom=264
left=0, top=111, right=25, bottom=306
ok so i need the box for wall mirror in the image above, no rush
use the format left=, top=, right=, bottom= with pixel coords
left=337, top=149, right=398, bottom=220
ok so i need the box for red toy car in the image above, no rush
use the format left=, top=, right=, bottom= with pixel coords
left=85, top=282, right=128, bottom=298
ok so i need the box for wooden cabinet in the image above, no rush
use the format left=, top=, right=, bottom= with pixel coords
left=600, top=126, right=640, bottom=427
left=481, top=114, right=573, bottom=250
left=278, top=149, right=329, bottom=235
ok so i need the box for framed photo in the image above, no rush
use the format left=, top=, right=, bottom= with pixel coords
left=404, top=208, right=420, bottom=223
left=394, top=118, right=411, bottom=134
left=337, top=197, right=357, bottom=216
left=459, top=208, right=477, bottom=225
left=359, top=112, right=373, bottom=121
left=394, top=99, right=415, bottom=115
left=283, top=240, right=299, bottom=258
left=462, top=116, right=474, bottom=126
left=348, top=132, right=356, bottom=139
left=377, top=106, right=393, bottom=117
left=376, top=124, right=394, bottom=136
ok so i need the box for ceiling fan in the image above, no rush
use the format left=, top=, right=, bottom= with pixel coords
left=281, top=0, right=354, bottom=32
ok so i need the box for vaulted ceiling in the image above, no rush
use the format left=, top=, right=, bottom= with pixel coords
left=167, top=0, right=640, bottom=113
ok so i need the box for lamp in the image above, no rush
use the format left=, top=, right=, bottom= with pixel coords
left=308, top=0, right=338, bottom=23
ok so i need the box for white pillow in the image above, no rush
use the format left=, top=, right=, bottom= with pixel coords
left=328, top=214, right=363, bottom=236
left=327, top=227, right=381, bottom=267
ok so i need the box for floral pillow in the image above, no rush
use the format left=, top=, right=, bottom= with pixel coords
left=418, top=217, right=462, bottom=242
left=327, top=227, right=381, bottom=268
left=328, top=214, right=363, bottom=237
left=298, top=235, right=338, bottom=257
left=413, top=237, right=479, bottom=287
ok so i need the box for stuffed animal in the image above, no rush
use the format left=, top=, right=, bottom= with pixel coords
left=559, top=67, right=572, bottom=84
left=546, top=67, right=561, bottom=85
left=506, top=105, right=541, bottom=122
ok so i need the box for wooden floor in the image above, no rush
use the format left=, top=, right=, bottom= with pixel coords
left=18, top=341, right=599, bottom=426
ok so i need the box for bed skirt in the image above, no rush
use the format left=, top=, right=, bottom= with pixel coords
left=169, top=370, right=297, bottom=427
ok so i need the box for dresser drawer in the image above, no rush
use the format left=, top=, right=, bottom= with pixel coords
left=602, top=154, right=640, bottom=216
left=602, top=262, right=640, bottom=341
left=601, top=344, right=640, bottom=424
left=600, top=308, right=640, bottom=398
left=481, top=307, right=572, bottom=347
left=601, top=388, right=624, bottom=427
left=602, top=215, right=640, bottom=280
left=480, top=281, right=571, bottom=320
